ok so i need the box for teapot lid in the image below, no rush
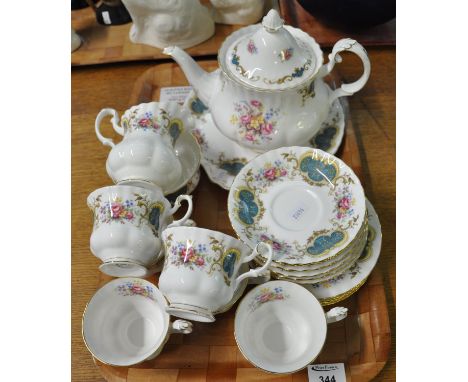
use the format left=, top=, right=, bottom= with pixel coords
left=222, top=9, right=321, bottom=90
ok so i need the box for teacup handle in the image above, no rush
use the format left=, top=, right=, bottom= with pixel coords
left=233, top=242, right=273, bottom=290
left=169, top=319, right=193, bottom=334
left=325, top=307, right=348, bottom=324
left=167, top=195, right=193, bottom=228
left=95, top=108, right=124, bottom=148
left=318, top=38, right=371, bottom=105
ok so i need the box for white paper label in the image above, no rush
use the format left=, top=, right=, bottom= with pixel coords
left=307, top=363, right=346, bottom=382
left=160, top=86, right=193, bottom=105
left=102, top=11, right=111, bottom=25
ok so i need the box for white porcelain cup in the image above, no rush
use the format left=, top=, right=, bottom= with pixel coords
left=95, top=101, right=192, bottom=193
left=87, top=185, right=193, bottom=277
left=159, top=226, right=273, bottom=323
left=235, top=280, right=348, bottom=374
left=82, top=278, right=193, bottom=366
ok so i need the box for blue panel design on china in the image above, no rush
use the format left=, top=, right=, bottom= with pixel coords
left=223, top=251, right=238, bottom=278
left=307, top=231, right=345, bottom=256
left=220, top=161, right=245, bottom=176
left=149, top=206, right=162, bottom=231
left=190, top=97, right=208, bottom=115
left=313, top=126, right=337, bottom=151
left=237, top=189, right=258, bottom=225
left=300, top=156, right=337, bottom=182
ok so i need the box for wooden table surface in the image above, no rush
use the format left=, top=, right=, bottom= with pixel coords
left=72, top=48, right=395, bottom=381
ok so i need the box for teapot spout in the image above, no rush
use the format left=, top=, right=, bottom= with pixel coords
left=163, top=46, right=216, bottom=107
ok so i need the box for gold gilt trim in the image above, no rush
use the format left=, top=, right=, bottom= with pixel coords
left=255, top=213, right=368, bottom=268
left=319, top=277, right=368, bottom=306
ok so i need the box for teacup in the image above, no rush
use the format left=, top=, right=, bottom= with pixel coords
left=159, top=226, right=273, bottom=323
left=87, top=184, right=193, bottom=277
left=95, top=101, right=200, bottom=194
left=234, top=280, right=348, bottom=374
left=82, top=278, right=193, bottom=366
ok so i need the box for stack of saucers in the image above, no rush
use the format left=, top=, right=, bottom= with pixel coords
left=228, top=146, right=369, bottom=284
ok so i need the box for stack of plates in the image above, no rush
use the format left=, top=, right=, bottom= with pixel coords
left=228, top=146, right=368, bottom=284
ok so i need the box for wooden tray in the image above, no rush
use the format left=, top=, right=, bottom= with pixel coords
left=94, top=61, right=391, bottom=381
left=71, top=1, right=279, bottom=66
left=279, top=0, right=395, bottom=47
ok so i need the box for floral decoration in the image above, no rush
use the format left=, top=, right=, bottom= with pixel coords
left=259, top=233, right=293, bottom=259
left=279, top=48, right=293, bottom=61
left=248, top=286, right=289, bottom=312
left=333, top=184, right=355, bottom=220
left=97, top=196, right=136, bottom=224
left=164, top=235, right=241, bottom=286
left=247, top=39, right=258, bottom=54
left=169, top=241, right=209, bottom=270
left=230, top=100, right=279, bottom=145
left=116, top=280, right=155, bottom=301
left=253, top=160, right=288, bottom=186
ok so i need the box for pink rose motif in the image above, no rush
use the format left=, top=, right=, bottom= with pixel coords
left=259, top=294, right=270, bottom=303
left=250, top=100, right=261, bottom=107
left=181, top=247, right=195, bottom=262
left=338, top=197, right=350, bottom=210
left=240, top=115, right=252, bottom=125
left=337, top=212, right=343, bottom=219
left=245, top=132, right=255, bottom=141
left=138, top=118, right=152, bottom=127
left=131, top=285, right=144, bottom=294
left=272, top=241, right=282, bottom=251
left=260, top=234, right=268, bottom=241
left=111, top=203, right=124, bottom=218
left=126, top=211, right=134, bottom=220
left=264, top=168, right=277, bottom=180
left=195, top=257, right=205, bottom=266
left=261, top=123, right=273, bottom=135
left=280, top=169, right=287, bottom=176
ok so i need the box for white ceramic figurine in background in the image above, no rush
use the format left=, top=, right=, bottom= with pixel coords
left=71, top=28, right=82, bottom=52
left=95, top=101, right=201, bottom=194
left=159, top=226, right=273, bottom=323
left=87, top=184, right=193, bottom=277
left=210, top=0, right=264, bottom=25
left=83, top=278, right=193, bottom=366
left=121, top=0, right=215, bottom=49
left=164, top=9, right=370, bottom=152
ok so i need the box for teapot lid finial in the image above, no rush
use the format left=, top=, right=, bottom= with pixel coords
left=221, top=8, right=322, bottom=90
left=262, top=9, right=284, bottom=32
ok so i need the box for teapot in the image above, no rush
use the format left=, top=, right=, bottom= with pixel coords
left=95, top=101, right=189, bottom=193
left=164, top=9, right=370, bottom=152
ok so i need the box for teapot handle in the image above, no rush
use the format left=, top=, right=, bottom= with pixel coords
left=233, top=242, right=273, bottom=290
left=95, top=108, right=124, bottom=148
left=318, top=38, right=371, bottom=105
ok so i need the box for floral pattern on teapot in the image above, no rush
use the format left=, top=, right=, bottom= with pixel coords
left=230, top=100, right=279, bottom=145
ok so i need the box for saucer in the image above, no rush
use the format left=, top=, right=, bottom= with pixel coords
left=228, top=146, right=366, bottom=266
left=303, top=199, right=382, bottom=306
left=184, top=89, right=345, bottom=190
left=165, top=169, right=200, bottom=203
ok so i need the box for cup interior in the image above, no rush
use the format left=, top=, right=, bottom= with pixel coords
left=83, top=279, right=168, bottom=366
left=235, top=281, right=326, bottom=373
